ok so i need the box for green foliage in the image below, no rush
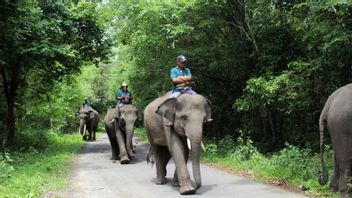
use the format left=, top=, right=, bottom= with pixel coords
left=202, top=137, right=335, bottom=197
left=134, top=127, right=148, bottom=142
left=0, top=133, right=85, bottom=197
left=0, top=151, right=15, bottom=181
left=0, top=0, right=111, bottom=146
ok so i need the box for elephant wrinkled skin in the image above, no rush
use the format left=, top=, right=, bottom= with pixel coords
left=319, top=84, right=352, bottom=194
left=78, top=107, right=100, bottom=141
left=104, top=105, right=140, bottom=164
left=144, top=92, right=212, bottom=195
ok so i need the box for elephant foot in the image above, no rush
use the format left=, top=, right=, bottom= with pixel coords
left=120, top=156, right=130, bottom=164
left=172, top=177, right=180, bottom=186
left=180, top=185, right=196, bottom=195
left=110, top=156, right=119, bottom=160
left=128, top=153, right=135, bottom=159
left=155, top=178, right=167, bottom=185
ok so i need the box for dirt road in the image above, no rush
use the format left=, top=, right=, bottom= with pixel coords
left=49, top=134, right=307, bottom=198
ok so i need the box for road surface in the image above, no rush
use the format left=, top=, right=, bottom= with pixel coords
left=47, top=134, right=307, bottom=198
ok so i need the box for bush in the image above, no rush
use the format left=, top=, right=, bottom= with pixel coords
left=264, top=144, right=315, bottom=181
left=231, top=135, right=259, bottom=161
left=0, top=151, right=15, bottom=180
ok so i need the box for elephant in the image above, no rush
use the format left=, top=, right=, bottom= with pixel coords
left=78, top=107, right=100, bottom=141
left=144, top=92, right=212, bottom=195
left=104, top=104, right=141, bottom=164
left=319, top=84, right=352, bottom=194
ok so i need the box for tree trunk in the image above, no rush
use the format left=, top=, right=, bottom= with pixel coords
left=1, top=64, right=19, bottom=147
left=3, top=97, right=15, bottom=147
left=47, top=94, right=53, bottom=131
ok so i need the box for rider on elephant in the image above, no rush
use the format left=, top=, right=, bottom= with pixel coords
left=169, top=55, right=195, bottom=98
left=82, top=97, right=90, bottom=108
left=166, top=55, right=212, bottom=126
left=116, top=82, right=133, bottom=107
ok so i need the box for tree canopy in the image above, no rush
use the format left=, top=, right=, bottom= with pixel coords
left=0, top=0, right=351, bottom=153
left=0, top=0, right=111, bottom=146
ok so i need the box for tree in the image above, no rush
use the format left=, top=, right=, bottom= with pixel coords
left=0, top=1, right=111, bottom=147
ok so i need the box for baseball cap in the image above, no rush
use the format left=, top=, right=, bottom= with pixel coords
left=176, top=55, right=187, bottom=63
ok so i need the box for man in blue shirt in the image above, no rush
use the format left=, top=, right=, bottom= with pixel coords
left=116, top=82, right=133, bottom=106
left=169, top=55, right=196, bottom=98
left=82, top=98, right=90, bottom=108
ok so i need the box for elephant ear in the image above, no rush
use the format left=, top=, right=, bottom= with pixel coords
left=204, top=97, right=212, bottom=120
left=113, top=106, right=121, bottom=119
left=156, top=98, right=177, bottom=122
left=135, top=107, right=142, bottom=122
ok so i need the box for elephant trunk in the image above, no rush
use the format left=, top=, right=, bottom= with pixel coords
left=83, top=124, right=87, bottom=137
left=79, top=120, right=85, bottom=135
left=125, top=124, right=135, bottom=158
left=191, top=139, right=202, bottom=189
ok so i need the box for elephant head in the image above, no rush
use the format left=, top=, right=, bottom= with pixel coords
left=78, top=107, right=93, bottom=139
left=156, top=94, right=212, bottom=189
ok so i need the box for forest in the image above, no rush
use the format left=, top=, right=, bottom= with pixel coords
left=0, top=0, right=351, bottom=196
left=2, top=0, right=350, bottom=150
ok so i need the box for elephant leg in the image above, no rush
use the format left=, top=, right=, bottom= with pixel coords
left=153, top=145, right=171, bottom=185
left=107, top=131, right=119, bottom=160
left=88, top=130, right=92, bottom=141
left=330, top=153, right=340, bottom=192
left=170, top=134, right=195, bottom=195
left=338, top=159, right=352, bottom=194
left=93, top=130, right=96, bottom=141
left=173, top=138, right=189, bottom=187
left=116, top=128, right=129, bottom=164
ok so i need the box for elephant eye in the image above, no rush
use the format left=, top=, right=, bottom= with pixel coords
left=180, top=115, right=187, bottom=121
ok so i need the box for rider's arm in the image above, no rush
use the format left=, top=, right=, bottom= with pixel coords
left=117, top=90, right=123, bottom=100
left=171, top=76, right=192, bottom=84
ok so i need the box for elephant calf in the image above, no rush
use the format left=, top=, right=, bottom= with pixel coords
left=104, top=105, right=140, bottom=164
left=78, top=107, right=100, bottom=141
left=144, top=92, right=212, bottom=195
left=319, top=84, right=352, bottom=194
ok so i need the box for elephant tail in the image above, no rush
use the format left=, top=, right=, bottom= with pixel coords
left=318, top=92, right=335, bottom=185
left=146, top=147, right=154, bottom=166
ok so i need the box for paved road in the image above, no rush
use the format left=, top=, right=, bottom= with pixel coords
left=49, top=134, right=307, bottom=198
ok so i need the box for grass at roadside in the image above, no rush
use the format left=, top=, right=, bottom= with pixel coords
left=0, top=132, right=87, bottom=197
left=202, top=135, right=338, bottom=197
left=134, top=127, right=148, bottom=142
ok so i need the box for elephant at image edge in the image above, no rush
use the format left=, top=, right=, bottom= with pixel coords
left=319, top=83, right=352, bottom=194
left=144, top=92, right=212, bottom=195
left=78, top=107, right=100, bottom=141
left=104, top=105, right=141, bottom=164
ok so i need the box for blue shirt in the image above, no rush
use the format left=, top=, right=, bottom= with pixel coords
left=116, top=89, right=132, bottom=104
left=170, top=66, right=192, bottom=92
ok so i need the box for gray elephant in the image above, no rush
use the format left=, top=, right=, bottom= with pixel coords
left=144, top=92, right=212, bottom=195
left=104, top=105, right=141, bottom=164
left=319, top=84, right=352, bottom=194
left=78, top=107, right=100, bottom=141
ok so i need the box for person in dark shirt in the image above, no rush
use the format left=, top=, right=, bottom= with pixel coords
left=82, top=98, right=90, bottom=108
left=116, top=82, right=133, bottom=106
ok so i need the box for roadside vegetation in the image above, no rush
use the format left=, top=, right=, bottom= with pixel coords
left=202, top=133, right=337, bottom=197
left=0, top=132, right=86, bottom=197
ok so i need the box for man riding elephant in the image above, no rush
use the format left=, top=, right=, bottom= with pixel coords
left=78, top=106, right=99, bottom=141
left=167, top=55, right=212, bottom=126
left=143, top=55, right=213, bottom=194
left=116, top=82, right=133, bottom=107
left=104, top=104, right=141, bottom=164
left=144, top=91, right=212, bottom=195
